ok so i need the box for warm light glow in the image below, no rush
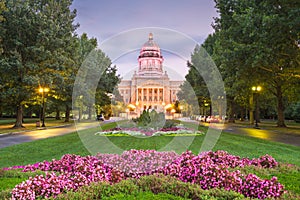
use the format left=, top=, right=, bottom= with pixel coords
left=252, top=86, right=262, bottom=92
left=135, top=101, right=139, bottom=106
left=125, top=108, right=129, bottom=112
left=179, top=105, right=183, bottom=110
left=127, top=104, right=136, bottom=109
left=171, top=109, right=176, bottom=113
left=257, top=86, right=262, bottom=91
left=165, top=104, right=172, bottom=109
left=39, top=87, right=49, bottom=93
left=162, top=102, right=165, bottom=106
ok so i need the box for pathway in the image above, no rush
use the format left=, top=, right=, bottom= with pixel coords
left=180, top=117, right=300, bottom=147
left=0, top=121, right=110, bottom=149
left=223, top=125, right=300, bottom=147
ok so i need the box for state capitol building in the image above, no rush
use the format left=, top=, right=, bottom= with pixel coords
left=118, top=33, right=183, bottom=116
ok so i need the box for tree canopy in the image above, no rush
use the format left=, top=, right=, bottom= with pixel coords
left=0, top=0, right=121, bottom=127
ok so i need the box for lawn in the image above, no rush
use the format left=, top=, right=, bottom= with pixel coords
left=0, top=121, right=299, bottom=199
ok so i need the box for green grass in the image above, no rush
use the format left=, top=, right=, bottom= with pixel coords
left=0, top=121, right=299, bottom=198
left=0, top=123, right=299, bottom=167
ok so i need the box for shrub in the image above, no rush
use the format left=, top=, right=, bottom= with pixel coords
left=54, top=174, right=246, bottom=200
left=163, top=119, right=180, bottom=128
left=133, top=110, right=166, bottom=129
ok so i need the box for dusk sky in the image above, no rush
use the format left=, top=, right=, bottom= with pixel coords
left=71, top=0, right=219, bottom=79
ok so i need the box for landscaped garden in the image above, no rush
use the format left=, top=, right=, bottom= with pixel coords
left=0, top=116, right=299, bottom=199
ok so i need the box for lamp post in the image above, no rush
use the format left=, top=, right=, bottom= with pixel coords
left=218, top=95, right=224, bottom=121
left=39, top=87, right=49, bottom=127
left=252, top=86, right=261, bottom=128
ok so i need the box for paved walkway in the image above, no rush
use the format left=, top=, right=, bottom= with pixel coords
left=0, top=119, right=299, bottom=149
left=181, top=118, right=300, bottom=147
left=0, top=121, right=107, bottom=149
left=223, top=125, right=300, bottom=147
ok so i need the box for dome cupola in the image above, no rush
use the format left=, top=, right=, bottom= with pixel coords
left=138, top=33, right=164, bottom=76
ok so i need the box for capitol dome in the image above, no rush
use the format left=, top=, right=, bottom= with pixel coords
left=138, top=33, right=164, bottom=75
left=141, top=33, right=160, bottom=49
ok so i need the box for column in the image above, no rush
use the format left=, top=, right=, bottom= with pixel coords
left=142, top=88, right=144, bottom=105
left=136, top=87, right=138, bottom=104
left=152, top=88, right=154, bottom=103
left=162, top=88, right=164, bottom=103
left=146, top=88, right=149, bottom=104
left=157, top=88, right=159, bottom=102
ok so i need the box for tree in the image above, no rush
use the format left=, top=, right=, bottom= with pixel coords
left=52, top=33, right=98, bottom=122
left=0, top=0, right=77, bottom=127
left=72, top=44, right=121, bottom=121
left=213, top=0, right=300, bottom=127
left=178, top=34, right=225, bottom=117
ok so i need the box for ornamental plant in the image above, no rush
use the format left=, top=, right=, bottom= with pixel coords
left=96, top=149, right=179, bottom=178
left=157, top=150, right=284, bottom=199
left=95, top=126, right=203, bottom=136
left=6, top=150, right=284, bottom=199
left=10, top=154, right=124, bottom=199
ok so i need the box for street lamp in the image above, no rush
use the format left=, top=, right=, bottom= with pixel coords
left=39, top=87, right=49, bottom=127
left=218, top=95, right=225, bottom=120
left=252, top=86, right=261, bottom=128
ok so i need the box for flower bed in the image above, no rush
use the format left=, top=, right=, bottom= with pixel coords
left=4, top=150, right=284, bottom=199
left=95, top=126, right=204, bottom=136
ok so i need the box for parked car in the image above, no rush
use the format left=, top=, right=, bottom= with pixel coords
left=199, top=115, right=206, bottom=122
left=206, top=116, right=220, bottom=123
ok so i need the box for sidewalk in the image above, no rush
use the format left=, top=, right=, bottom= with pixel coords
left=205, top=120, right=300, bottom=147
left=0, top=121, right=108, bottom=149
left=223, top=124, right=300, bottom=147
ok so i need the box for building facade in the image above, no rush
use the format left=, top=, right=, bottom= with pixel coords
left=118, top=33, right=183, bottom=115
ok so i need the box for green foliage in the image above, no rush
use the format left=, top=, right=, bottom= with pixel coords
left=102, top=191, right=186, bottom=200
left=163, top=119, right=180, bottom=128
left=213, top=0, right=300, bottom=126
left=0, top=169, right=46, bottom=191
left=133, top=110, right=165, bottom=129
left=292, top=102, right=300, bottom=122
left=53, top=174, right=245, bottom=200
left=0, top=0, right=77, bottom=127
left=235, top=163, right=300, bottom=195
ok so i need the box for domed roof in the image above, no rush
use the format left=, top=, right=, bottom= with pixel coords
left=142, top=33, right=160, bottom=49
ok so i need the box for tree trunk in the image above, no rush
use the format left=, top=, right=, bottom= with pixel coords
left=64, top=105, right=70, bottom=122
left=55, top=107, right=61, bottom=120
left=240, top=108, right=245, bottom=121
left=88, top=105, right=92, bottom=120
left=276, top=85, right=286, bottom=127
left=13, top=104, right=24, bottom=128
left=227, top=98, right=235, bottom=123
